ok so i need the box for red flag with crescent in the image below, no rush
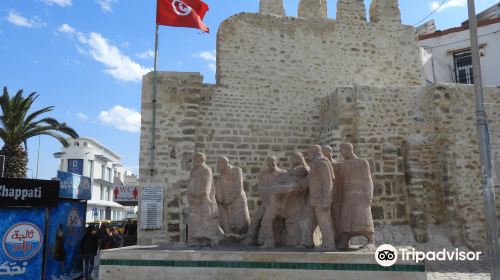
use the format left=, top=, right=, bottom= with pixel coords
left=156, top=0, right=209, bottom=33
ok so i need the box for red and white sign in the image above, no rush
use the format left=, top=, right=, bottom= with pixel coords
left=113, top=186, right=140, bottom=202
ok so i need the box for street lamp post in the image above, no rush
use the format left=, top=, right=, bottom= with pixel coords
left=466, top=0, right=500, bottom=279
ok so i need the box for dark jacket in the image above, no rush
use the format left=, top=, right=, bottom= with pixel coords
left=97, top=227, right=107, bottom=239
left=102, top=233, right=123, bottom=249
left=80, top=233, right=99, bottom=256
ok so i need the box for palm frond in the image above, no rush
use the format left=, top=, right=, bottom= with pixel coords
left=23, top=107, right=54, bottom=126
left=0, top=87, right=79, bottom=148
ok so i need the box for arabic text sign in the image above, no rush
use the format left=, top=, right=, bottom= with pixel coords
left=139, top=185, right=163, bottom=230
left=3, top=223, right=42, bottom=260
left=0, top=207, right=45, bottom=279
left=0, top=178, right=59, bottom=207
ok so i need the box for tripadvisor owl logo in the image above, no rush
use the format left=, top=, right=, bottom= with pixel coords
left=375, top=244, right=483, bottom=267
left=375, top=244, right=398, bottom=267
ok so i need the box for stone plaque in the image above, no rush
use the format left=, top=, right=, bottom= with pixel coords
left=139, top=185, right=164, bottom=230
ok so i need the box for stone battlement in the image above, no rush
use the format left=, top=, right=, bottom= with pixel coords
left=217, top=11, right=423, bottom=90
left=260, top=0, right=400, bottom=24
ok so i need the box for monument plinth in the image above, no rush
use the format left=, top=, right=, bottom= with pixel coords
left=99, top=245, right=426, bottom=280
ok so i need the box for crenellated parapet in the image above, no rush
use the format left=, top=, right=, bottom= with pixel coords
left=298, top=0, right=327, bottom=18
left=369, top=0, right=401, bottom=25
left=259, top=0, right=285, bottom=16
left=266, top=0, right=403, bottom=25
left=336, top=0, right=366, bottom=21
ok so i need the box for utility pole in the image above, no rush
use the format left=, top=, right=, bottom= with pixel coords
left=36, top=135, right=41, bottom=179
left=467, top=1, right=500, bottom=279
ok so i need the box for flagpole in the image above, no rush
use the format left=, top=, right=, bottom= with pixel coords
left=150, top=23, right=159, bottom=178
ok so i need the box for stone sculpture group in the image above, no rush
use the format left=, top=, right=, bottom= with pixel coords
left=187, top=143, right=375, bottom=251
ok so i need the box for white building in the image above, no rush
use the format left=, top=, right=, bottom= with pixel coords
left=418, top=3, right=500, bottom=86
left=418, top=3, right=500, bottom=188
left=54, top=137, right=131, bottom=222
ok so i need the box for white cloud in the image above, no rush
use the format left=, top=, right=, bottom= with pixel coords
left=59, top=24, right=150, bottom=82
left=58, top=23, right=75, bottom=34
left=77, top=32, right=151, bottom=82
left=7, top=11, right=44, bottom=28
left=77, top=112, right=88, bottom=120
left=430, top=0, right=466, bottom=12
left=194, top=50, right=216, bottom=72
left=98, top=105, right=141, bottom=133
left=41, top=0, right=72, bottom=7
left=96, top=0, right=119, bottom=12
left=196, top=50, right=216, bottom=61
left=136, top=50, right=155, bottom=59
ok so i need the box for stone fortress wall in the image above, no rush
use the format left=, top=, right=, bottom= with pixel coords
left=138, top=0, right=500, bottom=250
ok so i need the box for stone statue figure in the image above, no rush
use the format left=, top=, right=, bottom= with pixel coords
left=215, top=157, right=251, bottom=235
left=187, top=152, right=224, bottom=247
left=243, top=156, right=287, bottom=245
left=259, top=152, right=315, bottom=248
left=337, top=143, right=375, bottom=250
left=306, top=145, right=336, bottom=250
left=321, top=145, right=342, bottom=244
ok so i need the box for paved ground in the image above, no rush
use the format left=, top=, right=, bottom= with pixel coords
left=88, top=254, right=99, bottom=280
left=426, top=256, right=492, bottom=280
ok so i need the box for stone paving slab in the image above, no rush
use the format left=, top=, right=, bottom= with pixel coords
left=426, top=256, right=491, bottom=280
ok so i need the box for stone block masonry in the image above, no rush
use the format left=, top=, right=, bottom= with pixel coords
left=216, top=13, right=423, bottom=92
left=140, top=71, right=500, bottom=250
left=139, top=72, right=214, bottom=244
left=259, top=0, right=284, bottom=16
left=319, top=84, right=500, bottom=250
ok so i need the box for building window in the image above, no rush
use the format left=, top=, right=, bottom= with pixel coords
left=74, top=141, right=79, bottom=146
left=93, top=184, right=101, bottom=200
left=100, top=184, right=105, bottom=200
left=107, top=167, right=112, bottom=182
left=101, top=165, right=106, bottom=180
left=102, top=185, right=109, bottom=201
left=100, top=185, right=111, bottom=201
left=88, top=160, right=94, bottom=178
left=453, top=51, right=473, bottom=84
left=83, top=142, right=88, bottom=147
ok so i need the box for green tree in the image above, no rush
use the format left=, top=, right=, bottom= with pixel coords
left=0, top=87, right=79, bottom=178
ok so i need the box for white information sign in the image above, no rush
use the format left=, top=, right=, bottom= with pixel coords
left=139, top=185, right=164, bottom=230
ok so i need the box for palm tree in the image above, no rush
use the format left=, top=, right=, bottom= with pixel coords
left=0, top=87, right=79, bottom=178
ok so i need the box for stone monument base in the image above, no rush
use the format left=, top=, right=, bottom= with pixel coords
left=99, top=244, right=425, bottom=280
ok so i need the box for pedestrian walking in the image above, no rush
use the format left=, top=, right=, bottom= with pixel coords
left=101, top=227, right=123, bottom=249
left=81, top=226, right=98, bottom=280
left=96, top=223, right=107, bottom=250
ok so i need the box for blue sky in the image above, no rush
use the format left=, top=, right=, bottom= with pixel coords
left=0, top=0, right=498, bottom=180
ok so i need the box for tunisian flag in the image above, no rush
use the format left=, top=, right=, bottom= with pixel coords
left=156, top=0, right=209, bottom=33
